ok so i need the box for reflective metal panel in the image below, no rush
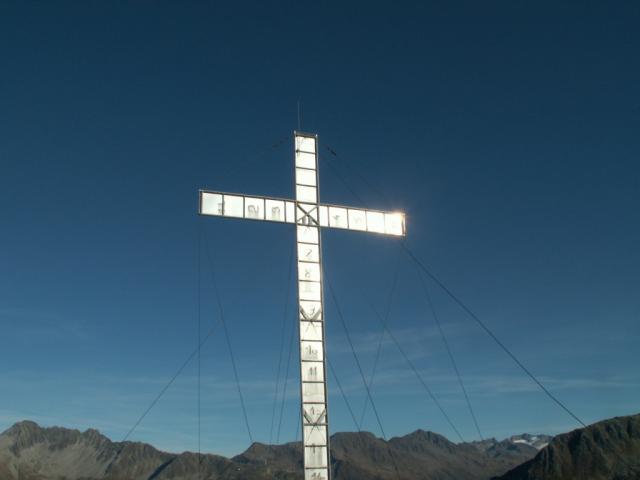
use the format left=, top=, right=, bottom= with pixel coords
left=201, top=192, right=223, bottom=216
left=296, top=168, right=317, bottom=186
left=265, top=199, right=285, bottom=222
left=303, top=424, right=327, bottom=445
left=305, top=446, right=328, bottom=468
left=298, top=262, right=321, bottom=282
left=298, top=243, right=319, bottom=262
left=299, top=280, right=321, bottom=301
left=300, top=321, right=323, bottom=341
left=348, top=209, right=367, bottom=231
left=301, top=362, right=324, bottom=382
left=302, top=383, right=326, bottom=404
left=328, top=206, right=348, bottom=229
left=296, top=136, right=316, bottom=153
left=223, top=195, right=244, bottom=218
left=297, top=185, right=317, bottom=203
left=301, top=341, right=323, bottom=361
left=244, top=197, right=264, bottom=220
left=366, top=210, right=385, bottom=233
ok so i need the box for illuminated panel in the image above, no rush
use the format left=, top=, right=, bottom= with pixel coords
left=305, top=446, right=328, bottom=468
left=300, top=321, right=323, bottom=341
left=200, top=192, right=223, bottom=216
left=298, top=262, right=321, bottom=282
left=297, top=226, right=319, bottom=244
left=348, top=208, right=367, bottom=231
left=299, top=281, right=321, bottom=301
left=298, top=243, right=319, bottom=263
left=385, top=212, right=406, bottom=236
left=297, top=204, right=318, bottom=225
left=318, top=206, right=328, bottom=227
left=265, top=199, right=285, bottom=222
left=244, top=197, right=264, bottom=220
left=365, top=210, right=384, bottom=233
left=301, top=341, right=323, bottom=361
left=328, top=206, right=348, bottom=229
left=296, top=151, right=316, bottom=169
left=305, top=470, right=328, bottom=480
left=303, top=404, right=326, bottom=424
left=297, top=185, right=317, bottom=203
left=300, top=301, right=322, bottom=320
left=285, top=201, right=296, bottom=223
left=301, top=362, right=324, bottom=382
left=223, top=195, right=244, bottom=218
left=303, top=424, right=327, bottom=444
left=296, top=168, right=317, bottom=186
left=296, top=135, right=317, bottom=153
left=302, top=383, right=326, bottom=403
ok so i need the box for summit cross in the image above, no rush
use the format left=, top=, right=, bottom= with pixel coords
left=198, top=131, right=406, bottom=480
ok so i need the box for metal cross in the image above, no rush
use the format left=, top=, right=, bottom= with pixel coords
left=198, top=131, right=406, bottom=480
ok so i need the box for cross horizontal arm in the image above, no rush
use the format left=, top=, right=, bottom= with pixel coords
left=199, top=190, right=406, bottom=236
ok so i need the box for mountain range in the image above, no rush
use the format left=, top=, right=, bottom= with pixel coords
left=0, top=414, right=637, bottom=479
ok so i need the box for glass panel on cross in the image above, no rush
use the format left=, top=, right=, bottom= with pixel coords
left=298, top=262, right=321, bottom=282
left=244, top=197, right=265, bottom=220
left=265, top=199, right=285, bottom=222
left=223, top=195, right=244, bottom=218
left=301, top=362, right=324, bottom=382
left=303, top=423, right=327, bottom=444
left=305, top=447, right=328, bottom=468
left=200, top=192, right=223, bottom=216
left=300, top=341, right=323, bottom=361
left=302, top=383, right=326, bottom=404
left=300, top=321, right=323, bottom=341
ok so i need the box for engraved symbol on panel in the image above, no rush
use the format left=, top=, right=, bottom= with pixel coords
left=270, top=206, right=281, bottom=220
left=299, top=281, right=321, bottom=301
left=300, top=302, right=322, bottom=321
left=301, top=363, right=324, bottom=382
left=301, top=341, right=321, bottom=360
left=303, top=405, right=327, bottom=425
left=297, top=226, right=319, bottom=244
left=298, top=262, right=320, bottom=282
left=305, top=469, right=328, bottom=480
left=247, top=205, right=260, bottom=218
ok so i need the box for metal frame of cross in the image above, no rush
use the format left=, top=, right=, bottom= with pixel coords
left=198, top=131, right=406, bottom=480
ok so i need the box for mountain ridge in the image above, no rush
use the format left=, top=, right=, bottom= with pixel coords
left=495, top=413, right=640, bottom=480
left=0, top=420, right=538, bottom=479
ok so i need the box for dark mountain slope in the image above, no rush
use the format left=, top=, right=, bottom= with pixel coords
left=496, top=413, right=640, bottom=480
left=0, top=420, right=539, bottom=479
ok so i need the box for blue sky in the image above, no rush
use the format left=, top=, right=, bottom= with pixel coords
left=1, top=1, right=639, bottom=457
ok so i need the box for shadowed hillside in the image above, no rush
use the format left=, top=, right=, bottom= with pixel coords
left=495, top=413, right=640, bottom=480
left=0, top=420, right=537, bottom=479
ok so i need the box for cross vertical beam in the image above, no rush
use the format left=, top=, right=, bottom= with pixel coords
left=294, top=133, right=330, bottom=479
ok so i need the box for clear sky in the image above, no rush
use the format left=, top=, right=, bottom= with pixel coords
left=1, top=1, right=638, bottom=457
